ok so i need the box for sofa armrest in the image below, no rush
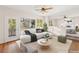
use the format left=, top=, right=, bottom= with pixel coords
left=20, top=35, right=31, bottom=44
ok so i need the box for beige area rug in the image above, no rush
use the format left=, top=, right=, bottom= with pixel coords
left=49, top=37, right=72, bottom=53
left=16, top=37, right=72, bottom=53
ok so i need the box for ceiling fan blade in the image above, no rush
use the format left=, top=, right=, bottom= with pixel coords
left=45, top=7, right=53, bottom=10
left=35, top=9, right=41, bottom=11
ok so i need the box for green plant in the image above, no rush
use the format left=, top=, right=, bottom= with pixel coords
left=75, top=26, right=79, bottom=32
left=45, top=33, right=49, bottom=38
left=43, top=22, right=48, bottom=32
left=37, top=19, right=43, bottom=27
left=9, top=19, right=16, bottom=36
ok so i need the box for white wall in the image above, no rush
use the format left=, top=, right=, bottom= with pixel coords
left=72, top=17, right=79, bottom=26
left=0, top=17, right=5, bottom=44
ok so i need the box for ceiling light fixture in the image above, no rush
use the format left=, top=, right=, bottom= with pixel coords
left=35, top=5, right=53, bottom=14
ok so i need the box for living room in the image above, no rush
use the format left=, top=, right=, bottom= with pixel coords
left=0, top=5, right=79, bottom=53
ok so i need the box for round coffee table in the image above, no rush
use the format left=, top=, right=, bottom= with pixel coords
left=37, top=39, right=51, bottom=47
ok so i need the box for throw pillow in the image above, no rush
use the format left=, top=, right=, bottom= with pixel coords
left=24, top=30, right=31, bottom=35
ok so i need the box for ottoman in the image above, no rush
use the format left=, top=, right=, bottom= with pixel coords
left=58, top=36, right=67, bottom=43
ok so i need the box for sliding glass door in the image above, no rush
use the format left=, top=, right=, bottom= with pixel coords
left=3, top=17, right=21, bottom=43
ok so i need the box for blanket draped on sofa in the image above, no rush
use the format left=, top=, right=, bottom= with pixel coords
left=24, top=30, right=37, bottom=42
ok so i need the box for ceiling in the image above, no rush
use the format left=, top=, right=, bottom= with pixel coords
left=3, top=5, right=79, bottom=17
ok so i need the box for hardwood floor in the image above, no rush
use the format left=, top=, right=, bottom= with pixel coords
left=0, top=40, right=79, bottom=53
left=69, top=40, right=79, bottom=53
left=0, top=41, right=22, bottom=53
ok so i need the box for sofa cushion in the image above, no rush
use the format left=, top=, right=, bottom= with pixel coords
left=35, top=32, right=48, bottom=39
left=35, top=33, right=44, bottom=39
left=24, top=30, right=37, bottom=42
left=26, top=28, right=36, bottom=34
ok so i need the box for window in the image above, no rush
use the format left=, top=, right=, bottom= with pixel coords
left=36, top=19, right=44, bottom=28
left=49, top=20, right=53, bottom=26
left=8, top=18, right=16, bottom=37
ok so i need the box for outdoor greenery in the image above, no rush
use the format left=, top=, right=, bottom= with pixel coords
left=9, top=19, right=16, bottom=37
left=75, top=26, right=79, bottom=32
left=37, top=19, right=44, bottom=28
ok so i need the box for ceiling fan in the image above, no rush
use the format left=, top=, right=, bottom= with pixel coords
left=35, top=5, right=53, bottom=14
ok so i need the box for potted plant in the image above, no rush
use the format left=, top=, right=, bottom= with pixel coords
left=43, top=22, right=48, bottom=32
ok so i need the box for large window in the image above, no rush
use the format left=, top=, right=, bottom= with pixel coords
left=36, top=19, right=44, bottom=28
left=8, top=18, right=16, bottom=37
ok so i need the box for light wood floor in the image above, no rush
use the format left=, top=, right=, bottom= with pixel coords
left=0, top=40, right=79, bottom=53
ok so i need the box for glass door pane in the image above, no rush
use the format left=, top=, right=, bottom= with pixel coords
left=8, top=18, right=16, bottom=37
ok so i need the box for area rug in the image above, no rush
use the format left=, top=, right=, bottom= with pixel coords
left=50, top=37, right=72, bottom=53
left=16, top=37, right=72, bottom=53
